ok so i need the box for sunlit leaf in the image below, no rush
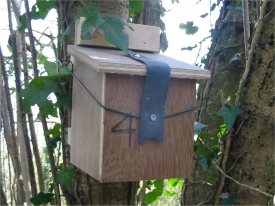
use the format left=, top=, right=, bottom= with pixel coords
left=144, top=180, right=164, bottom=204
left=130, top=0, right=143, bottom=16
left=20, top=77, right=61, bottom=117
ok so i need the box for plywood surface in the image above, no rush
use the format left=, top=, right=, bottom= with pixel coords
left=101, top=74, right=195, bottom=182
left=70, top=58, right=105, bottom=180
left=68, top=45, right=210, bottom=80
left=75, top=19, right=160, bottom=52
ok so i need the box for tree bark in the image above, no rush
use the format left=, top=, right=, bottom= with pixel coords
left=224, top=1, right=274, bottom=204
left=183, top=0, right=274, bottom=205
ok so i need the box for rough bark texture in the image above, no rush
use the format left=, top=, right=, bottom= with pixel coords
left=183, top=1, right=274, bottom=205
left=184, top=1, right=245, bottom=204
left=225, top=2, right=274, bottom=204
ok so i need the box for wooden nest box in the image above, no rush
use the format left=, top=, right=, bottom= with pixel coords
left=68, top=21, right=210, bottom=183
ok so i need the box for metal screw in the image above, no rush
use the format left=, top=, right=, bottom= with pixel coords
left=150, top=114, right=157, bottom=121
left=133, top=53, right=141, bottom=58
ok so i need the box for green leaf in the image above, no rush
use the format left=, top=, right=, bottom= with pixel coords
left=45, top=123, right=61, bottom=138
left=198, top=154, right=208, bottom=170
left=144, top=180, right=164, bottom=204
left=20, top=77, right=61, bottom=117
left=19, top=14, right=27, bottom=31
left=74, top=4, right=99, bottom=20
left=31, top=0, right=56, bottom=20
left=57, top=167, right=75, bottom=190
left=200, top=13, right=209, bottom=18
left=216, top=106, right=243, bottom=129
left=181, top=45, right=197, bottom=51
left=229, top=53, right=241, bottom=64
left=130, top=0, right=143, bottom=16
left=210, top=3, right=216, bottom=11
left=59, top=25, right=73, bottom=41
left=179, top=21, right=198, bottom=35
left=98, top=15, right=129, bottom=53
left=168, top=178, right=179, bottom=189
left=194, top=122, right=207, bottom=134
left=30, top=192, right=54, bottom=205
left=44, top=61, right=70, bottom=77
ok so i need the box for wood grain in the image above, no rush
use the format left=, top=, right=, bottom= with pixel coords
left=68, top=45, right=211, bottom=79
left=101, top=74, right=195, bottom=182
left=70, top=57, right=105, bottom=180
left=75, top=18, right=160, bottom=52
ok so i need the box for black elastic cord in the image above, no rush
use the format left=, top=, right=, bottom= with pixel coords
left=60, top=59, right=195, bottom=120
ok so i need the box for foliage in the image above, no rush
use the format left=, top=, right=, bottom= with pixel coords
left=30, top=192, right=55, bottom=205
left=179, top=21, right=198, bottom=35
left=57, top=166, right=76, bottom=191
left=19, top=0, right=57, bottom=31
left=130, top=0, right=143, bottom=17
left=144, top=179, right=164, bottom=204
left=216, top=106, right=243, bottom=129
left=74, top=4, right=129, bottom=53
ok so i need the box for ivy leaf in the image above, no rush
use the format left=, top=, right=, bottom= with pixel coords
left=59, top=25, right=73, bottom=41
left=179, top=21, right=198, bottom=35
left=210, top=3, right=217, bottom=11
left=57, top=167, right=76, bottom=190
left=194, top=122, right=207, bottom=134
left=198, top=154, right=208, bottom=170
left=20, top=77, right=61, bottom=117
left=44, top=61, right=70, bottom=77
left=181, top=45, right=197, bottom=51
left=31, top=0, right=56, bottom=20
left=45, top=124, right=61, bottom=138
left=144, top=180, right=164, bottom=204
left=19, top=14, right=27, bottom=31
left=200, top=13, right=209, bottom=18
left=30, top=192, right=54, bottom=205
left=98, top=15, right=129, bottom=53
left=216, top=106, right=243, bottom=129
left=130, top=0, right=143, bottom=16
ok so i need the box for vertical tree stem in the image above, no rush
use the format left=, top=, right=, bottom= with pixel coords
left=7, top=0, right=37, bottom=197
left=23, top=0, right=61, bottom=204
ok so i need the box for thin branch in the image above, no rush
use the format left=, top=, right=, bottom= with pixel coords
left=213, top=161, right=273, bottom=198
left=235, top=0, right=268, bottom=105
left=242, top=0, right=250, bottom=60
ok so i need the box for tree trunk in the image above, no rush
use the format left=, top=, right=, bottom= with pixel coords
left=183, top=1, right=274, bottom=205
left=225, top=2, right=274, bottom=204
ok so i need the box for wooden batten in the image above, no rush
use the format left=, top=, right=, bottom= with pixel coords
left=75, top=18, right=160, bottom=52
left=68, top=45, right=211, bottom=80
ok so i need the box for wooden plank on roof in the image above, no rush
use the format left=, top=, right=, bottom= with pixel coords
left=68, top=45, right=211, bottom=79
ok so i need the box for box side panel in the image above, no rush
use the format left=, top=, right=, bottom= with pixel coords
left=101, top=74, right=195, bottom=182
left=70, top=58, right=105, bottom=181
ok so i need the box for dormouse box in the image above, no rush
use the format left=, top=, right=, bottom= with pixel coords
left=68, top=45, right=210, bottom=183
left=68, top=23, right=210, bottom=183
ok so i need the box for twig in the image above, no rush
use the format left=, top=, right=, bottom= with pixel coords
left=213, top=161, right=273, bottom=198
left=242, top=0, right=250, bottom=61
left=235, top=0, right=268, bottom=105
left=214, top=42, right=244, bottom=55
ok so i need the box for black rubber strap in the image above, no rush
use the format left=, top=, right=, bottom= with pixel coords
left=128, top=50, right=171, bottom=144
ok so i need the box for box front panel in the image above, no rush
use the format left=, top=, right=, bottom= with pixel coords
left=102, top=74, right=195, bottom=182
left=70, top=58, right=105, bottom=180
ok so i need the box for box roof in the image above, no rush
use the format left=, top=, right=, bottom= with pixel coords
left=68, top=45, right=210, bottom=79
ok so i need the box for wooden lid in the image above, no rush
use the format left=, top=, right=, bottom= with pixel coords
left=68, top=45, right=210, bottom=79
